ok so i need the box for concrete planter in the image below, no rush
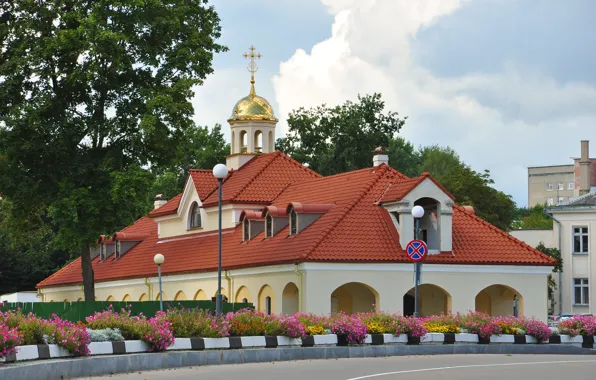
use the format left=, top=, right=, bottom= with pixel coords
left=88, top=342, right=114, bottom=356
left=277, top=336, right=301, bottom=346
left=490, top=334, right=515, bottom=344
left=313, top=334, right=338, bottom=345
left=203, top=337, right=230, bottom=350
left=124, top=340, right=150, bottom=353
left=168, top=338, right=192, bottom=351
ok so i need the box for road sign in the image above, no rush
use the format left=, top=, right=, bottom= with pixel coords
left=406, top=240, right=427, bottom=262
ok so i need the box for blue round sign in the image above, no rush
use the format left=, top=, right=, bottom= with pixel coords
left=406, top=240, right=427, bottom=262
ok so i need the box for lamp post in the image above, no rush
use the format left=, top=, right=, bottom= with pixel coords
left=153, top=253, right=165, bottom=311
left=212, top=163, right=229, bottom=315
left=411, top=205, right=425, bottom=317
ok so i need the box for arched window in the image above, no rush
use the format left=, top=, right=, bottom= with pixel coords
left=189, top=202, right=202, bottom=229
left=265, top=296, right=272, bottom=315
left=289, top=207, right=297, bottom=235
left=254, top=130, right=263, bottom=153
left=265, top=214, right=273, bottom=238
left=240, top=131, right=248, bottom=153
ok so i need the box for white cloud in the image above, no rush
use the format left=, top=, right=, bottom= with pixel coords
left=272, top=0, right=596, bottom=205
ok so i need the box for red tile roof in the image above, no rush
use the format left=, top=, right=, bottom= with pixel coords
left=37, top=152, right=556, bottom=289
left=380, top=172, right=455, bottom=203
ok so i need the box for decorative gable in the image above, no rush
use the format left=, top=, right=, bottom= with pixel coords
left=380, top=173, right=454, bottom=253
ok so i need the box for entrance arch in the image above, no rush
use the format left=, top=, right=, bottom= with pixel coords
left=475, top=285, right=523, bottom=317
left=282, top=282, right=299, bottom=315
left=139, top=293, right=148, bottom=301
left=403, top=284, right=452, bottom=317
left=330, top=282, right=378, bottom=314
left=174, top=291, right=187, bottom=301
left=122, top=294, right=131, bottom=302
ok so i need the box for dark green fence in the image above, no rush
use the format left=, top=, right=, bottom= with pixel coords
left=0, top=301, right=253, bottom=322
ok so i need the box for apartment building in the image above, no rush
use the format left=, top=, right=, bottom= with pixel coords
left=528, top=141, right=596, bottom=207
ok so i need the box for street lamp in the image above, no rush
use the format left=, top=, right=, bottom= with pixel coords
left=212, top=163, right=229, bottom=315
left=153, top=253, right=165, bottom=311
left=411, top=205, right=424, bottom=317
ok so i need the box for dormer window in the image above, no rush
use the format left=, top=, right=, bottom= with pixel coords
left=289, top=208, right=297, bottom=235
left=188, top=202, right=202, bottom=229
left=265, top=214, right=273, bottom=238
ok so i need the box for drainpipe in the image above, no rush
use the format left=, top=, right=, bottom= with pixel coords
left=144, top=278, right=152, bottom=300
left=225, top=270, right=232, bottom=304
left=294, top=264, right=303, bottom=312
left=37, top=288, right=44, bottom=303
left=544, top=208, right=563, bottom=316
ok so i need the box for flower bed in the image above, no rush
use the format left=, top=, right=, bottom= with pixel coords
left=2, top=308, right=593, bottom=359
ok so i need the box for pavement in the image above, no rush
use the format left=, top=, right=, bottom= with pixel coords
left=75, top=354, right=596, bottom=380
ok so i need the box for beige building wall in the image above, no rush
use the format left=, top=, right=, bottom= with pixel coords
left=40, top=262, right=550, bottom=320
left=528, top=165, right=575, bottom=207
left=551, top=211, right=595, bottom=316
left=510, top=229, right=556, bottom=248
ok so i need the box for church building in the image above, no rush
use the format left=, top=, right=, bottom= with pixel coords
left=37, top=47, right=555, bottom=320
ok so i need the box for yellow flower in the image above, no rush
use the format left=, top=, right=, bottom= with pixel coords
left=366, top=322, right=387, bottom=334
left=305, top=325, right=325, bottom=335
left=424, top=322, right=460, bottom=333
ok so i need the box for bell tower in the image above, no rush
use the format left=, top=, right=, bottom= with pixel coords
left=226, top=46, right=278, bottom=170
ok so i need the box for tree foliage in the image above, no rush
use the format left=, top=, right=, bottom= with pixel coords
left=276, top=94, right=517, bottom=231
left=535, top=242, right=562, bottom=314
left=0, top=0, right=226, bottom=299
left=277, top=93, right=407, bottom=175
left=511, top=204, right=553, bottom=230
left=419, top=146, right=517, bottom=231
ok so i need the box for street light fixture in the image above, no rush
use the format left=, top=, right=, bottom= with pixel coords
left=212, top=163, right=229, bottom=315
left=153, top=253, right=165, bottom=311
left=411, top=205, right=424, bottom=317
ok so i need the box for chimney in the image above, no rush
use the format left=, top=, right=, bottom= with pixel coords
left=579, top=140, right=590, bottom=196
left=373, top=146, right=389, bottom=167
left=154, top=194, right=168, bottom=210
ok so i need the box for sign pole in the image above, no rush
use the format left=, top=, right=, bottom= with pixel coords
left=413, top=217, right=420, bottom=317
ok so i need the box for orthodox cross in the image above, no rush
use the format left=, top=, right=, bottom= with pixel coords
left=243, top=45, right=261, bottom=84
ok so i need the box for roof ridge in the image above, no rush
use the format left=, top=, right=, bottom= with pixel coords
left=302, top=164, right=391, bottom=260
left=279, top=151, right=322, bottom=178
left=37, top=257, right=82, bottom=288
left=229, top=152, right=282, bottom=201
left=452, top=204, right=557, bottom=264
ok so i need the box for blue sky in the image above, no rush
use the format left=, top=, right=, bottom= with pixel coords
left=192, top=0, right=596, bottom=207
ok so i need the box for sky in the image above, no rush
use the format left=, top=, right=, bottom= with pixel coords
left=192, top=0, right=596, bottom=207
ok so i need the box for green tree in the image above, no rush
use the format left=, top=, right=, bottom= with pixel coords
left=0, top=0, right=226, bottom=300
left=511, top=204, right=553, bottom=230
left=387, top=137, right=422, bottom=177
left=277, top=93, right=407, bottom=175
left=0, top=200, right=70, bottom=294
left=535, top=242, right=562, bottom=314
left=418, top=146, right=516, bottom=231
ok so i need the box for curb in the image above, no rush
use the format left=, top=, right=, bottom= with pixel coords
left=0, top=344, right=594, bottom=380
left=1, top=333, right=593, bottom=363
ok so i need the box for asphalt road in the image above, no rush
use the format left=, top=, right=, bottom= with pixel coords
left=76, top=354, right=596, bottom=380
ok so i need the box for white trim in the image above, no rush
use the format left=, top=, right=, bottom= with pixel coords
left=298, top=262, right=553, bottom=275
left=177, top=177, right=202, bottom=218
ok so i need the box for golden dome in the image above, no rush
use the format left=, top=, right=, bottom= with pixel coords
left=228, top=84, right=278, bottom=122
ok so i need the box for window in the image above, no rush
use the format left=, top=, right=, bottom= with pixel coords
left=568, top=182, right=575, bottom=190
left=558, top=197, right=564, bottom=205
left=265, top=296, right=272, bottom=315
left=265, top=214, right=273, bottom=238
left=242, top=298, right=248, bottom=304
left=574, top=279, right=589, bottom=305
left=243, top=219, right=250, bottom=241
left=573, top=227, right=589, bottom=254
left=547, top=197, right=554, bottom=206
left=557, top=183, right=563, bottom=190
left=546, top=183, right=553, bottom=191
left=189, top=202, right=202, bottom=229
left=289, top=208, right=297, bottom=235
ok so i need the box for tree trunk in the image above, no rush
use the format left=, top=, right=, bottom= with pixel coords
left=80, top=241, right=95, bottom=301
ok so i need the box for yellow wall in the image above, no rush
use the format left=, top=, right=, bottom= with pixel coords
left=40, top=263, right=548, bottom=320
left=174, top=291, right=187, bottom=300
